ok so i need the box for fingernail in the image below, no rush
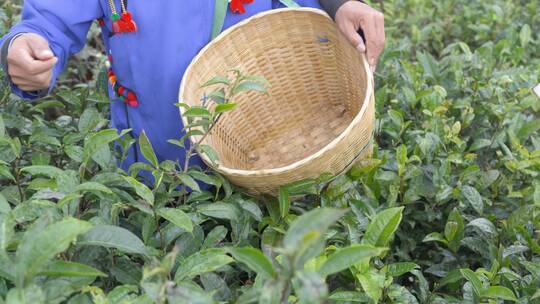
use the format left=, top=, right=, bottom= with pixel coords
left=357, top=43, right=366, bottom=53
left=41, top=50, right=53, bottom=58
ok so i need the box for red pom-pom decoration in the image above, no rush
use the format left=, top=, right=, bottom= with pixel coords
left=112, top=21, right=122, bottom=34
left=121, top=12, right=138, bottom=32
left=126, top=91, right=139, bottom=107
left=127, top=99, right=139, bottom=107
left=230, top=0, right=246, bottom=14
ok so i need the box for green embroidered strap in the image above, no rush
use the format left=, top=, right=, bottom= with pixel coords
left=211, top=0, right=229, bottom=39
left=211, top=0, right=301, bottom=40
left=278, top=0, right=300, bottom=8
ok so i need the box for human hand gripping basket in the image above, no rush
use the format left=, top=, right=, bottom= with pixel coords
left=179, top=8, right=375, bottom=195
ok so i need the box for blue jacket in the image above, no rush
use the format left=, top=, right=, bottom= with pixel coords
left=0, top=0, right=323, bottom=174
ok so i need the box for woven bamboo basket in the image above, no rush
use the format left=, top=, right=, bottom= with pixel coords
left=179, top=8, right=375, bottom=194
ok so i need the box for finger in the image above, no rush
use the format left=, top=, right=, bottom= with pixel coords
left=363, top=13, right=385, bottom=69
left=18, top=85, right=43, bottom=92
left=26, top=35, right=55, bottom=61
left=371, top=17, right=385, bottom=73
left=339, top=21, right=366, bottom=53
left=11, top=77, right=48, bottom=90
left=15, top=80, right=45, bottom=92
left=11, top=72, right=52, bottom=90
left=357, top=36, right=366, bottom=53
left=9, top=49, right=57, bottom=75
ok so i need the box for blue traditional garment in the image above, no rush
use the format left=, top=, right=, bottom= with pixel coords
left=0, top=0, right=322, bottom=174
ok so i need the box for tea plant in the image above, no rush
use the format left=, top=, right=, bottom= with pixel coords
left=0, top=0, right=539, bottom=303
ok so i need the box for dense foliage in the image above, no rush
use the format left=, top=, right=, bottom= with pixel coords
left=0, top=0, right=539, bottom=303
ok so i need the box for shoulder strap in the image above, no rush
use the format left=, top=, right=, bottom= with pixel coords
left=277, top=0, right=300, bottom=8
left=211, top=0, right=300, bottom=40
left=211, top=0, right=229, bottom=39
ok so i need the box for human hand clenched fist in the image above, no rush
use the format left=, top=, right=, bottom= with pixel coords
left=6, top=33, right=58, bottom=92
left=335, top=1, right=385, bottom=72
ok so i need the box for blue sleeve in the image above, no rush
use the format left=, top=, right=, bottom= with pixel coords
left=0, top=0, right=104, bottom=100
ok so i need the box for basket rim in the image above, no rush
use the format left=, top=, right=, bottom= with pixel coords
left=178, top=7, right=374, bottom=177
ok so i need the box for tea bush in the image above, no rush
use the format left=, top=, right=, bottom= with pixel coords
left=0, top=0, right=539, bottom=303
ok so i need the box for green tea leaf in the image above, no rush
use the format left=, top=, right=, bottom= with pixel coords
left=480, top=286, right=517, bottom=302
left=0, top=114, right=5, bottom=137
left=123, top=176, right=154, bottom=205
left=75, top=182, right=113, bottom=194
left=260, top=279, right=287, bottom=304
left=384, top=262, right=420, bottom=277
left=201, top=75, right=230, bottom=88
left=200, top=144, right=220, bottom=165
left=286, top=179, right=318, bottom=195
left=461, top=185, right=483, bottom=215
left=446, top=208, right=465, bottom=252
left=520, top=261, right=540, bottom=281
left=356, top=271, right=385, bottom=303
left=15, top=218, right=93, bottom=285
left=215, top=103, right=237, bottom=114
left=183, top=107, right=211, bottom=118
left=197, top=202, right=240, bottom=221
left=227, top=247, right=276, bottom=279
left=139, top=130, right=159, bottom=168
left=79, top=225, right=149, bottom=257
left=78, top=107, right=100, bottom=133
left=292, top=270, right=327, bottom=304
left=278, top=187, right=290, bottom=219
left=467, top=218, right=497, bottom=237
left=179, top=173, right=201, bottom=192
left=175, top=248, right=233, bottom=281
left=202, top=226, right=228, bottom=249
left=438, top=269, right=463, bottom=288
left=5, top=285, right=45, bottom=304
left=519, top=24, right=531, bottom=47
left=328, top=291, right=371, bottom=302
left=444, top=221, right=458, bottom=242
left=84, top=129, right=129, bottom=160
left=40, top=260, right=107, bottom=277
left=319, top=244, right=385, bottom=277
left=459, top=269, right=483, bottom=296
left=233, top=81, right=268, bottom=95
left=283, top=208, right=346, bottom=251
left=362, top=207, right=404, bottom=247
left=0, top=213, right=14, bottom=251
left=20, top=166, right=63, bottom=179
left=157, top=208, right=193, bottom=233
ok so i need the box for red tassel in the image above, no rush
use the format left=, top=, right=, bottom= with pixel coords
left=117, top=86, right=125, bottom=95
